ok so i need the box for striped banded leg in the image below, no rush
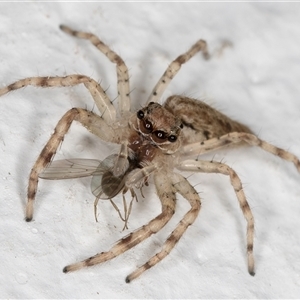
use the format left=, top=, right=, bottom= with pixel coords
left=26, top=108, right=116, bottom=221
left=180, top=132, right=300, bottom=172
left=60, top=25, right=131, bottom=114
left=126, top=173, right=201, bottom=282
left=177, top=159, right=255, bottom=275
left=63, top=171, right=176, bottom=281
left=0, top=75, right=116, bottom=122
left=147, top=40, right=209, bottom=104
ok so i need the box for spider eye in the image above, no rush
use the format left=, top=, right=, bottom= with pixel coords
left=154, top=130, right=167, bottom=139
left=180, top=123, right=183, bottom=129
left=168, top=135, right=177, bottom=142
left=151, top=130, right=168, bottom=144
left=137, top=110, right=144, bottom=119
left=144, top=120, right=153, bottom=132
left=139, top=118, right=153, bottom=134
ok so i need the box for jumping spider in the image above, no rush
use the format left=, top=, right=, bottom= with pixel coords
left=1, top=25, right=299, bottom=283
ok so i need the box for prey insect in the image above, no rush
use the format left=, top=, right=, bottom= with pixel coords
left=39, top=154, right=140, bottom=229
left=1, top=25, right=300, bottom=283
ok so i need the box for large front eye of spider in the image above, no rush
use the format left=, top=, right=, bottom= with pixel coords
left=138, top=117, right=153, bottom=134
left=137, top=110, right=154, bottom=134
left=151, top=130, right=168, bottom=143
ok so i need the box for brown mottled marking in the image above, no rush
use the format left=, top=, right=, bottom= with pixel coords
left=165, top=96, right=252, bottom=144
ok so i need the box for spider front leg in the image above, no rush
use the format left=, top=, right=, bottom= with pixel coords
left=1, top=24, right=133, bottom=120
left=60, top=25, right=131, bottom=114
left=177, top=159, right=255, bottom=275
left=147, top=39, right=209, bottom=104
left=26, top=108, right=119, bottom=221
left=113, top=142, right=130, bottom=177
left=0, top=75, right=116, bottom=123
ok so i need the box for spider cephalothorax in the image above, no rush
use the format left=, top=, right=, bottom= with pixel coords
left=130, top=101, right=183, bottom=154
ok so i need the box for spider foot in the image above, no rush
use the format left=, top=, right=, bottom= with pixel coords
left=63, top=261, right=86, bottom=273
left=125, top=264, right=149, bottom=283
left=248, top=259, right=255, bottom=276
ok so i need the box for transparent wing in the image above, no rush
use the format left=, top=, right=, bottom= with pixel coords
left=91, top=154, right=128, bottom=199
left=39, top=155, right=130, bottom=201
left=39, top=158, right=101, bottom=180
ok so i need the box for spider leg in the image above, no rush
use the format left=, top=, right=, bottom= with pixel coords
left=177, top=159, right=255, bottom=276
left=180, top=132, right=300, bottom=172
left=26, top=108, right=120, bottom=221
left=147, top=40, right=209, bottom=104
left=113, top=142, right=130, bottom=177
left=62, top=171, right=176, bottom=278
left=125, top=164, right=157, bottom=189
left=126, top=173, right=201, bottom=283
left=0, top=75, right=116, bottom=123
left=60, top=25, right=131, bottom=114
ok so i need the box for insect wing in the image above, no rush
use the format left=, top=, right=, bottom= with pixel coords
left=91, top=154, right=127, bottom=199
left=39, top=158, right=101, bottom=180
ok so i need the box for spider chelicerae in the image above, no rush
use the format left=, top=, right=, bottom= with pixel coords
left=1, top=25, right=299, bottom=283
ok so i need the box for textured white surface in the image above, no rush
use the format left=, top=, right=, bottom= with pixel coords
left=1, top=2, right=300, bottom=298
